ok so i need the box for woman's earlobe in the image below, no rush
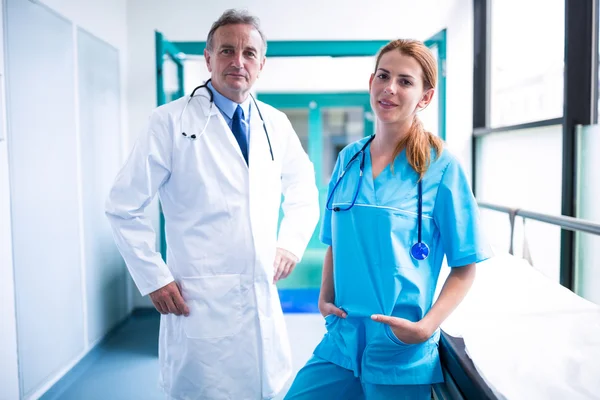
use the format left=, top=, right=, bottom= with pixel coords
left=417, top=102, right=430, bottom=112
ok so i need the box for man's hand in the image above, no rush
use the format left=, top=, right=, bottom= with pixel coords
left=273, top=248, right=299, bottom=283
left=149, top=281, right=190, bottom=316
left=371, top=314, right=432, bottom=344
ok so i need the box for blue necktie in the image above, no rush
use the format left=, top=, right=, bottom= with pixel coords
left=232, top=105, right=249, bottom=164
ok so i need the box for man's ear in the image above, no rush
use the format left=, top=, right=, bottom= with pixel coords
left=204, top=48, right=212, bottom=72
left=258, top=56, right=266, bottom=78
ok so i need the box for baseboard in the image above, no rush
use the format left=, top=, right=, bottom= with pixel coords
left=39, top=313, right=136, bottom=400
left=131, top=307, right=161, bottom=318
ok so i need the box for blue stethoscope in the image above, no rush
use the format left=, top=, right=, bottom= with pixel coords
left=325, top=134, right=430, bottom=261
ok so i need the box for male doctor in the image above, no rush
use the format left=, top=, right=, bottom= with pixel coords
left=105, top=9, right=319, bottom=400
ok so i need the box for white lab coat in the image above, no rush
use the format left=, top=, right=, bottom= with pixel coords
left=105, top=91, right=320, bottom=400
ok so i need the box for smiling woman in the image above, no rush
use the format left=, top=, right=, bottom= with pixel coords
left=368, top=39, right=443, bottom=180
left=283, top=39, right=491, bottom=400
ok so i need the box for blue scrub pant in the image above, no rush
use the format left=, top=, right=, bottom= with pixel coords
left=284, top=355, right=432, bottom=400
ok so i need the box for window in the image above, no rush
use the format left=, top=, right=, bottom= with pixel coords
left=490, top=0, right=564, bottom=127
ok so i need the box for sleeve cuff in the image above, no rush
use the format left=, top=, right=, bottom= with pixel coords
left=137, top=274, right=175, bottom=297
left=319, top=234, right=332, bottom=246
left=448, top=250, right=493, bottom=268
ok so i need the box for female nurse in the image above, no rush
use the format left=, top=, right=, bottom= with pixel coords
left=284, top=39, right=492, bottom=400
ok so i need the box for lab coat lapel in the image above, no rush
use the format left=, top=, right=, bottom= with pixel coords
left=248, top=103, right=272, bottom=172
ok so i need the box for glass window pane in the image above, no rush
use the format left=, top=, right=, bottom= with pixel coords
left=281, top=108, right=309, bottom=153
left=475, top=125, right=563, bottom=213
left=577, top=125, right=600, bottom=224
left=576, top=232, right=600, bottom=305
left=322, top=107, right=364, bottom=185
left=480, top=210, right=561, bottom=282
left=162, top=55, right=180, bottom=102
left=575, top=125, right=600, bottom=304
left=517, top=220, right=561, bottom=282
left=490, top=0, right=564, bottom=127
left=480, top=208, right=512, bottom=252
left=182, top=55, right=375, bottom=94
left=183, top=56, right=210, bottom=95
left=256, top=57, right=374, bottom=93
left=475, top=125, right=563, bottom=282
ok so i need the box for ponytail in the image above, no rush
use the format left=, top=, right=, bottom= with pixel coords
left=391, top=116, right=443, bottom=179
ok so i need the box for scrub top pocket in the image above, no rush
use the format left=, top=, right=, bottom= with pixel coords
left=385, top=209, right=436, bottom=270
left=384, top=324, right=414, bottom=347
left=324, top=314, right=339, bottom=330
left=181, top=274, right=242, bottom=339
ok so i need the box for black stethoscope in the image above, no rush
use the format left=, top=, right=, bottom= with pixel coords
left=179, top=79, right=274, bottom=161
left=325, top=134, right=430, bottom=261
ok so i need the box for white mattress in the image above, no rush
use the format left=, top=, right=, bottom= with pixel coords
left=438, top=253, right=600, bottom=400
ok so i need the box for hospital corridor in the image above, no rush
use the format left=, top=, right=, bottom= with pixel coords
left=2, top=0, right=600, bottom=399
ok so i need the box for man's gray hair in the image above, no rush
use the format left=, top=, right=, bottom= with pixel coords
left=206, top=9, right=267, bottom=57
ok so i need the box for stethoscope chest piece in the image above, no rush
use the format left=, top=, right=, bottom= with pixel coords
left=411, top=242, right=430, bottom=261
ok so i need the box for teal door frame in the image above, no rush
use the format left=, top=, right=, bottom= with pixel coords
left=155, top=31, right=185, bottom=260
left=155, top=31, right=185, bottom=104
left=155, top=32, right=447, bottom=261
left=425, top=29, right=447, bottom=141
left=172, top=31, right=447, bottom=139
left=257, top=92, right=373, bottom=250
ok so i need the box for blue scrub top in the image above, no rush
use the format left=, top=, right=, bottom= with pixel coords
left=315, top=136, right=492, bottom=386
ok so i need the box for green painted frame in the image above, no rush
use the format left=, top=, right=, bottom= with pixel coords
left=425, top=29, right=447, bottom=142
left=257, top=92, right=373, bottom=250
left=172, top=31, right=447, bottom=140
left=155, top=32, right=447, bottom=260
left=155, top=31, right=185, bottom=260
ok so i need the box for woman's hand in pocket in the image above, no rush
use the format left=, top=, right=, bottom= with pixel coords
left=319, top=301, right=347, bottom=319
left=370, top=314, right=431, bottom=344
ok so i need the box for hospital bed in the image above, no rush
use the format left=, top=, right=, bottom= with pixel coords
left=432, top=204, right=600, bottom=400
left=433, top=253, right=600, bottom=400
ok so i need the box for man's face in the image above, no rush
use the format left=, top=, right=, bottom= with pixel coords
left=204, top=23, right=266, bottom=102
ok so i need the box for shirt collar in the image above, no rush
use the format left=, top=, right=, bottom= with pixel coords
left=207, top=80, right=251, bottom=122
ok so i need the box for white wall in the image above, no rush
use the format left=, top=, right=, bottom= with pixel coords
left=0, top=0, right=20, bottom=397
left=37, top=0, right=127, bottom=51
left=2, top=0, right=129, bottom=398
left=38, top=0, right=130, bottom=170
left=433, top=0, right=474, bottom=182
left=125, top=0, right=470, bottom=307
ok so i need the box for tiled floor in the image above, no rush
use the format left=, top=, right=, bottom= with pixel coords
left=42, top=312, right=326, bottom=400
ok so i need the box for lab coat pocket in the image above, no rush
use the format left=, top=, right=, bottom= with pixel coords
left=182, top=274, right=242, bottom=339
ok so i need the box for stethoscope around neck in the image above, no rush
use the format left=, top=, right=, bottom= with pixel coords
left=325, top=134, right=430, bottom=261
left=179, top=79, right=274, bottom=161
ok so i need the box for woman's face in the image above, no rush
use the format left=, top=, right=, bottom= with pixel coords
left=369, top=50, right=434, bottom=127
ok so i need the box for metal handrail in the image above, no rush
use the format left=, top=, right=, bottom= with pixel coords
left=478, top=201, right=600, bottom=237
